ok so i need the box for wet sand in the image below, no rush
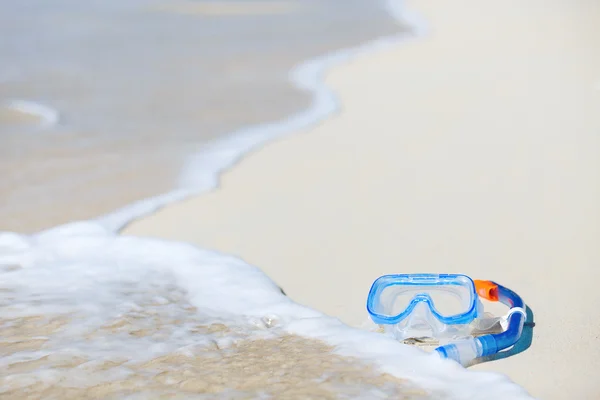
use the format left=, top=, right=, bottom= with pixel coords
left=124, top=0, right=600, bottom=398
left=0, top=293, right=423, bottom=399
left=154, top=1, right=300, bottom=16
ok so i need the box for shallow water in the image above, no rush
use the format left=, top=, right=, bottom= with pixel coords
left=0, top=0, right=403, bottom=233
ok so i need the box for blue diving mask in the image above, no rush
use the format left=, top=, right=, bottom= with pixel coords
left=367, top=273, right=483, bottom=341
left=366, top=273, right=527, bottom=366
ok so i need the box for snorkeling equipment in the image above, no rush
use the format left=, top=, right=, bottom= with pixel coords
left=367, top=273, right=526, bottom=366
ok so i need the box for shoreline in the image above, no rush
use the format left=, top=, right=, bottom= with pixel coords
left=0, top=0, right=406, bottom=235
left=123, top=0, right=600, bottom=398
left=96, top=0, right=417, bottom=233
left=0, top=221, right=532, bottom=399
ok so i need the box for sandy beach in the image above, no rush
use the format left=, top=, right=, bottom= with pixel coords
left=125, top=0, right=600, bottom=398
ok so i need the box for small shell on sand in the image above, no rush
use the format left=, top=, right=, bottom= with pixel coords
left=0, top=100, right=59, bottom=128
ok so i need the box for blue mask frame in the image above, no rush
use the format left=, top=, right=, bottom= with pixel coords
left=366, top=273, right=479, bottom=326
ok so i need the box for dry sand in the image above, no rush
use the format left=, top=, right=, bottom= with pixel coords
left=125, top=0, right=600, bottom=398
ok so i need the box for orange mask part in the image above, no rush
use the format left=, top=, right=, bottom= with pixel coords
left=474, top=280, right=499, bottom=302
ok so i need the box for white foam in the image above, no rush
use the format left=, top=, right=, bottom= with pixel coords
left=0, top=225, right=532, bottom=398
left=4, top=99, right=60, bottom=127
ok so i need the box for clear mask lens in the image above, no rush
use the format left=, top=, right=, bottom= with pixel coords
left=377, top=284, right=474, bottom=319
left=384, top=301, right=480, bottom=342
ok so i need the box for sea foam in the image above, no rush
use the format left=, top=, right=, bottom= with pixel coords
left=0, top=224, right=532, bottom=398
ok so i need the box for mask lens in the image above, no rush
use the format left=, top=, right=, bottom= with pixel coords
left=376, top=285, right=420, bottom=317
left=428, top=285, right=473, bottom=317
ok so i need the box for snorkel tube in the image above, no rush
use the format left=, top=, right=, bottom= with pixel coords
left=434, top=281, right=526, bottom=366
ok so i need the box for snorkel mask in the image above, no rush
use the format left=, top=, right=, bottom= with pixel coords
left=367, top=274, right=526, bottom=366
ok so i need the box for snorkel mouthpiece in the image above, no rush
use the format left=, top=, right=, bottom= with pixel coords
left=434, top=337, right=483, bottom=365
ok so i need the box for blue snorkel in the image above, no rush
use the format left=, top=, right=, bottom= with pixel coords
left=434, top=282, right=526, bottom=366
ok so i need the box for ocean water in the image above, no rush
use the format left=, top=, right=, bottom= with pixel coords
left=0, top=0, right=533, bottom=397
left=0, top=0, right=402, bottom=233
